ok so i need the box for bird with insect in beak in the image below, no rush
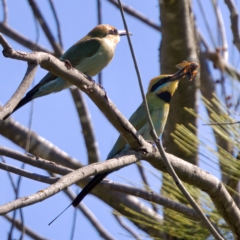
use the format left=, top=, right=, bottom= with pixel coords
left=48, top=61, right=199, bottom=225
left=4, top=24, right=129, bottom=119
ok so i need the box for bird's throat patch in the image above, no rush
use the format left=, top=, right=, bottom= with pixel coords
left=157, top=91, right=171, bottom=103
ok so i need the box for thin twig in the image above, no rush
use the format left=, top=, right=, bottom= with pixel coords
left=92, top=179, right=200, bottom=222
left=0, top=118, right=82, bottom=170
left=203, top=121, right=240, bottom=126
left=70, top=88, right=100, bottom=164
left=1, top=0, right=8, bottom=23
left=0, top=161, right=59, bottom=184
left=4, top=214, right=49, bottom=240
left=97, top=0, right=102, bottom=85
left=0, top=61, right=38, bottom=120
left=1, top=157, right=25, bottom=240
left=0, top=146, right=74, bottom=174
left=107, top=0, right=160, bottom=31
left=48, top=0, right=63, bottom=48
left=113, top=213, right=142, bottom=240
left=212, top=0, right=228, bottom=60
left=0, top=23, right=52, bottom=53
left=27, top=0, right=62, bottom=57
left=197, top=30, right=211, bottom=51
left=136, top=163, right=158, bottom=212
left=196, top=0, right=216, bottom=48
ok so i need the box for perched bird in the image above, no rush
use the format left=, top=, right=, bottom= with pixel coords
left=48, top=61, right=198, bottom=225
left=4, top=24, right=128, bottom=119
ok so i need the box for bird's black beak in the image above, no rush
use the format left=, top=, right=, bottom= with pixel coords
left=170, top=62, right=199, bottom=82
left=118, top=30, right=132, bottom=36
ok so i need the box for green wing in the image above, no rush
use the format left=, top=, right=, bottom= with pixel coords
left=61, top=38, right=102, bottom=67
left=107, top=103, right=147, bottom=159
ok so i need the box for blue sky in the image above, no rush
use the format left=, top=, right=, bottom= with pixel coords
left=0, top=1, right=239, bottom=239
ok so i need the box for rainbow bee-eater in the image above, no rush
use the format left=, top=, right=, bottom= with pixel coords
left=4, top=24, right=128, bottom=119
left=49, top=61, right=198, bottom=225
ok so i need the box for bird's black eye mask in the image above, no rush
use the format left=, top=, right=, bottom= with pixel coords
left=150, top=76, right=172, bottom=93
left=108, top=28, right=118, bottom=35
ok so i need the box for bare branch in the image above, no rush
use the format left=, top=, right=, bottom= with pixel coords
left=197, top=30, right=211, bottom=51
left=199, top=51, right=234, bottom=185
left=70, top=88, right=100, bottom=164
left=0, top=62, right=38, bottom=120
left=224, top=0, right=240, bottom=52
left=212, top=0, right=228, bottom=60
left=48, top=0, right=63, bottom=48
left=0, top=146, right=204, bottom=223
left=1, top=156, right=26, bottom=240
left=0, top=153, right=141, bottom=214
left=196, top=0, right=216, bottom=48
left=206, top=50, right=240, bottom=81
left=136, top=163, right=158, bottom=212
left=0, top=118, right=82, bottom=169
left=0, top=146, right=73, bottom=174
left=99, top=179, right=199, bottom=222
left=27, top=0, right=63, bottom=56
left=0, top=23, right=52, bottom=53
left=4, top=214, right=49, bottom=240
left=97, top=0, right=102, bottom=85
left=0, top=161, right=59, bottom=184
left=1, top=0, right=8, bottom=23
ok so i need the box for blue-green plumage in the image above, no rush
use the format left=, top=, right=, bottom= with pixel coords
left=4, top=24, right=128, bottom=119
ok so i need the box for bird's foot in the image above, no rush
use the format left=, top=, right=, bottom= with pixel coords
left=99, top=86, right=109, bottom=102
left=85, top=74, right=95, bottom=82
left=146, top=140, right=158, bottom=152
left=97, top=83, right=104, bottom=90
left=93, top=82, right=109, bottom=102
left=26, top=152, right=37, bottom=158
left=140, top=146, right=149, bottom=154
left=64, top=60, right=72, bottom=69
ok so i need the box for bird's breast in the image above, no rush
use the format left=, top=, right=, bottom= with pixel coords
left=76, top=38, right=115, bottom=76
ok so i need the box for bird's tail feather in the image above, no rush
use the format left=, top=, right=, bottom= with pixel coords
left=72, top=172, right=109, bottom=207
left=3, top=95, right=35, bottom=120
left=3, top=86, right=40, bottom=120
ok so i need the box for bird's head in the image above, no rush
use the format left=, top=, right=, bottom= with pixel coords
left=87, top=24, right=129, bottom=45
left=147, top=75, right=180, bottom=103
left=147, top=61, right=199, bottom=103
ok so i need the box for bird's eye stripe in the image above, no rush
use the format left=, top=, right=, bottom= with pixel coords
left=150, top=76, right=171, bottom=92
left=108, top=29, right=118, bottom=35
